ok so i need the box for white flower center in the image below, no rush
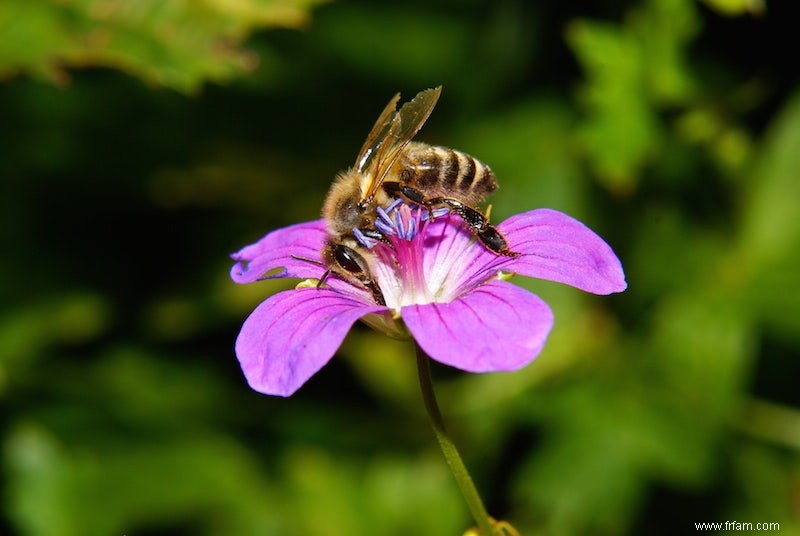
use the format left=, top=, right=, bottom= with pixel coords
left=364, top=203, right=468, bottom=310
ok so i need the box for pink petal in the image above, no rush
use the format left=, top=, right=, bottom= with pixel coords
left=235, top=288, right=385, bottom=396
left=402, top=280, right=554, bottom=372
left=498, top=209, right=627, bottom=295
left=230, top=219, right=328, bottom=284
left=417, top=215, right=514, bottom=300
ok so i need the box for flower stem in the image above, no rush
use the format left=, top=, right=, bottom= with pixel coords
left=414, top=342, right=496, bottom=536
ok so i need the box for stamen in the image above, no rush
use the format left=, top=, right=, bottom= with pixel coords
left=375, top=217, right=394, bottom=236
left=393, top=207, right=406, bottom=238
left=376, top=206, right=395, bottom=229
left=385, top=198, right=403, bottom=213
left=405, top=216, right=417, bottom=239
left=357, top=200, right=437, bottom=308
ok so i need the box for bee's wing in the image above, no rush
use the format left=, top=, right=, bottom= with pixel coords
left=355, top=93, right=401, bottom=173
left=361, top=86, right=441, bottom=202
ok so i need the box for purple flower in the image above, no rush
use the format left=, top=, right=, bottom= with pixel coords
left=231, top=204, right=626, bottom=396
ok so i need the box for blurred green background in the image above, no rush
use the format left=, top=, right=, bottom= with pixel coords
left=1, top=0, right=799, bottom=534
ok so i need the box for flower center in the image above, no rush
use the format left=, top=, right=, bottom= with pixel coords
left=354, top=201, right=461, bottom=309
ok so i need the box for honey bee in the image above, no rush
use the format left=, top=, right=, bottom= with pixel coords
left=320, top=87, right=516, bottom=305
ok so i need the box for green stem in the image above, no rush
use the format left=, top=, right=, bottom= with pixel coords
left=414, top=342, right=496, bottom=536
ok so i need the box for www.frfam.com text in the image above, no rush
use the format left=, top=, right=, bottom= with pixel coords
left=695, top=521, right=780, bottom=531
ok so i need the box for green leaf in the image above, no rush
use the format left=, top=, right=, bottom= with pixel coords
left=280, top=448, right=464, bottom=536
left=701, top=0, right=766, bottom=17
left=0, top=294, right=109, bottom=389
left=3, top=424, right=281, bottom=536
left=567, top=0, right=700, bottom=190
left=739, top=91, right=800, bottom=268
left=635, top=0, right=700, bottom=105
left=0, top=0, right=327, bottom=93
left=737, top=91, right=800, bottom=337
left=454, top=97, right=586, bottom=220
left=567, top=19, right=662, bottom=192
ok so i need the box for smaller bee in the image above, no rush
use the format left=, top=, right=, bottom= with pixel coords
left=320, top=87, right=515, bottom=304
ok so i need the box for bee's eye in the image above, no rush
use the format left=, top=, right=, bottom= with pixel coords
left=334, top=245, right=365, bottom=274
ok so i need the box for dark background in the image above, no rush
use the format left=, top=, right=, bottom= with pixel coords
left=1, top=0, right=798, bottom=534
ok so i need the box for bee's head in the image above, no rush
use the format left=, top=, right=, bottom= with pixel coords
left=323, top=170, right=370, bottom=236
left=357, top=196, right=373, bottom=213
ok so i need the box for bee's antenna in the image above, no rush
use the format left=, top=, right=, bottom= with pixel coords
left=290, top=254, right=326, bottom=267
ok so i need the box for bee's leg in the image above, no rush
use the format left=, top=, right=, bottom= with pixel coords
left=317, top=269, right=332, bottom=288
left=323, top=242, right=387, bottom=305
left=382, top=182, right=439, bottom=219
left=380, top=183, right=516, bottom=256
left=382, top=182, right=410, bottom=201
left=428, top=197, right=519, bottom=257
left=362, top=279, right=387, bottom=306
left=382, top=181, right=427, bottom=204
left=476, top=225, right=519, bottom=257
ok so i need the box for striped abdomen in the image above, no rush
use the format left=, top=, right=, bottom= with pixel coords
left=395, top=142, right=497, bottom=206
